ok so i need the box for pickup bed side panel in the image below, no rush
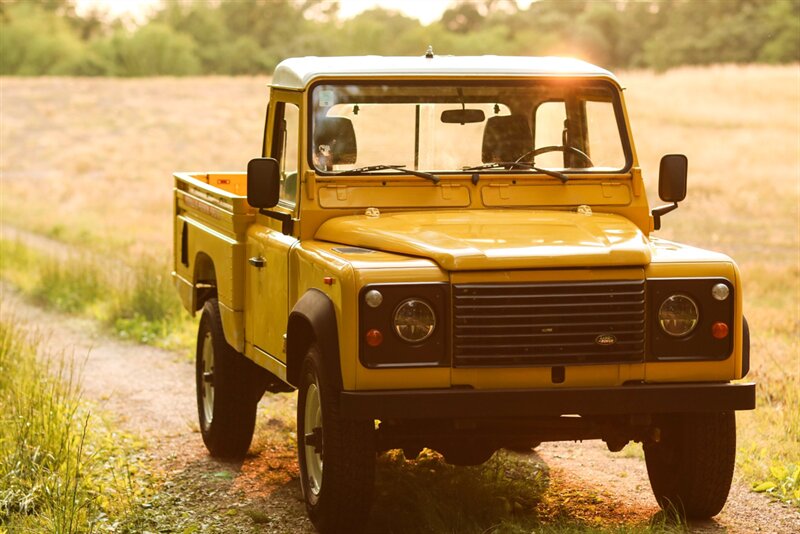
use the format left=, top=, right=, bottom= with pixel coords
left=173, top=173, right=255, bottom=352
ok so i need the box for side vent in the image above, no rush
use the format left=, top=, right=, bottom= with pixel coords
left=180, top=221, right=189, bottom=267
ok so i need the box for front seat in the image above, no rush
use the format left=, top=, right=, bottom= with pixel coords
left=481, top=115, right=532, bottom=163
left=313, top=117, right=357, bottom=169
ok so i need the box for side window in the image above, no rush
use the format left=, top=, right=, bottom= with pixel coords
left=585, top=100, right=625, bottom=169
left=271, top=102, right=300, bottom=209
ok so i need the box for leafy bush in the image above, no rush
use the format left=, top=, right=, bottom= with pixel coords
left=370, top=449, right=546, bottom=533
left=95, top=24, right=201, bottom=77
left=753, top=464, right=800, bottom=506
left=0, top=3, right=87, bottom=75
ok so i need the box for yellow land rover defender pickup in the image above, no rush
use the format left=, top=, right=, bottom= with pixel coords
left=173, top=55, right=755, bottom=532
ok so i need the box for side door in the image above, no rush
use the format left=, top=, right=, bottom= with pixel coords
left=246, top=96, right=301, bottom=366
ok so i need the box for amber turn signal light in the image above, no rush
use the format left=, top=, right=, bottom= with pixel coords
left=711, top=322, right=729, bottom=339
left=366, top=328, right=383, bottom=347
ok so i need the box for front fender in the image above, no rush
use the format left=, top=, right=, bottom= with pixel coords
left=286, top=288, right=343, bottom=390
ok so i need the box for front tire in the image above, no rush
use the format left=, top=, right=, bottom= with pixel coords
left=644, top=412, right=736, bottom=518
left=196, top=298, right=261, bottom=459
left=297, top=344, right=375, bottom=533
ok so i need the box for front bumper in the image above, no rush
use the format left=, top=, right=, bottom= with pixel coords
left=339, top=382, right=756, bottom=419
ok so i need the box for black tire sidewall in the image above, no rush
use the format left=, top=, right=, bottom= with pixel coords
left=297, top=344, right=375, bottom=532
left=644, top=411, right=736, bottom=518
left=297, top=350, right=323, bottom=508
left=196, top=298, right=258, bottom=459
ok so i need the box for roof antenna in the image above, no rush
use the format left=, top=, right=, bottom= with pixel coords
left=425, top=45, right=434, bottom=59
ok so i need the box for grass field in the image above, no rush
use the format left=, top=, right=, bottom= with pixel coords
left=1, top=65, right=798, bottom=508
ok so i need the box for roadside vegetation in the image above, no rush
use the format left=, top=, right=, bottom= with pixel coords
left=0, top=238, right=196, bottom=355
left=0, top=317, right=152, bottom=532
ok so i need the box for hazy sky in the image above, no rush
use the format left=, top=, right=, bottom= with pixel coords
left=75, top=0, right=534, bottom=25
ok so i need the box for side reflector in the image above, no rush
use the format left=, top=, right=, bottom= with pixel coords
left=366, top=329, right=383, bottom=347
left=712, top=322, right=729, bottom=339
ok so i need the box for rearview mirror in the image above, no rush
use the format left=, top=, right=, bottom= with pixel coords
left=658, top=154, right=688, bottom=202
left=247, top=158, right=280, bottom=208
left=441, top=109, right=486, bottom=125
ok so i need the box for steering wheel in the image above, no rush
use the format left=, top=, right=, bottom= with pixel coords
left=516, top=145, right=594, bottom=167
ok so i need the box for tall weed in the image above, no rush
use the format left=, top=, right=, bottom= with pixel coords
left=107, top=254, right=194, bottom=350
left=32, top=256, right=107, bottom=313
left=0, top=318, right=151, bottom=532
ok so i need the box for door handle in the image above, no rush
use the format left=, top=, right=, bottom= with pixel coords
left=248, top=256, right=266, bottom=268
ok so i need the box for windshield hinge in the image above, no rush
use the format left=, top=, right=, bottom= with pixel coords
left=631, top=168, right=643, bottom=197
left=304, top=170, right=316, bottom=200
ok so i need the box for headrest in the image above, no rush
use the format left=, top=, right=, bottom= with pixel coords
left=482, top=115, right=532, bottom=163
left=314, top=117, right=357, bottom=165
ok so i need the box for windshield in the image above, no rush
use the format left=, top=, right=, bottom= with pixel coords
left=309, top=80, right=630, bottom=175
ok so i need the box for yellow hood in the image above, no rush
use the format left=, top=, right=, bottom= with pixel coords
left=315, top=209, right=651, bottom=271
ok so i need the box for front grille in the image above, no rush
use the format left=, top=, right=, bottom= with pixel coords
left=453, top=280, right=646, bottom=366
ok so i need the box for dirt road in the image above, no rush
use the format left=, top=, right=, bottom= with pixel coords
left=4, top=291, right=798, bottom=533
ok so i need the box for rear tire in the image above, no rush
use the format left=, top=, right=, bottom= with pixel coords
left=644, top=412, right=736, bottom=518
left=196, top=298, right=261, bottom=459
left=297, top=344, right=375, bottom=533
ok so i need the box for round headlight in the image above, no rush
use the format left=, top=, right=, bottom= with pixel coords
left=658, top=295, right=699, bottom=337
left=393, top=299, right=436, bottom=343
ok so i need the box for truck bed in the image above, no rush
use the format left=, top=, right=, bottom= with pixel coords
left=173, top=172, right=256, bottom=351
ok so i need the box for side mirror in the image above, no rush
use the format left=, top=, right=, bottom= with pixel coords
left=247, top=158, right=280, bottom=208
left=652, top=154, right=688, bottom=230
left=658, top=154, right=688, bottom=202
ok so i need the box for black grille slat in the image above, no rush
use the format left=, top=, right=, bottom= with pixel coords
left=454, top=290, right=645, bottom=301
left=453, top=280, right=646, bottom=367
left=455, top=309, right=643, bottom=320
left=455, top=301, right=644, bottom=311
left=456, top=319, right=644, bottom=330
left=456, top=331, right=645, bottom=341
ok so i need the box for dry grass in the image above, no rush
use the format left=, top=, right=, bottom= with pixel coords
left=1, top=65, right=798, bottom=506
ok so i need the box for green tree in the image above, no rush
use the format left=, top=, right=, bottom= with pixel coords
left=0, top=3, right=86, bottom=75
left=757, top=0, right=800, bottom=62
left=643, top=0, right=799, bottom=70
left=96, top=23, right=200, bottom=76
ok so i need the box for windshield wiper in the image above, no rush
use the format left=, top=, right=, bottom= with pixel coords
left=334, top=164, right=440, bottom=184
left=462, top=162, right=569, bottom=183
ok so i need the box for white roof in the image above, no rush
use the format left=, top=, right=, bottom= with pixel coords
left=271, top=55, right=619, bottom=90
